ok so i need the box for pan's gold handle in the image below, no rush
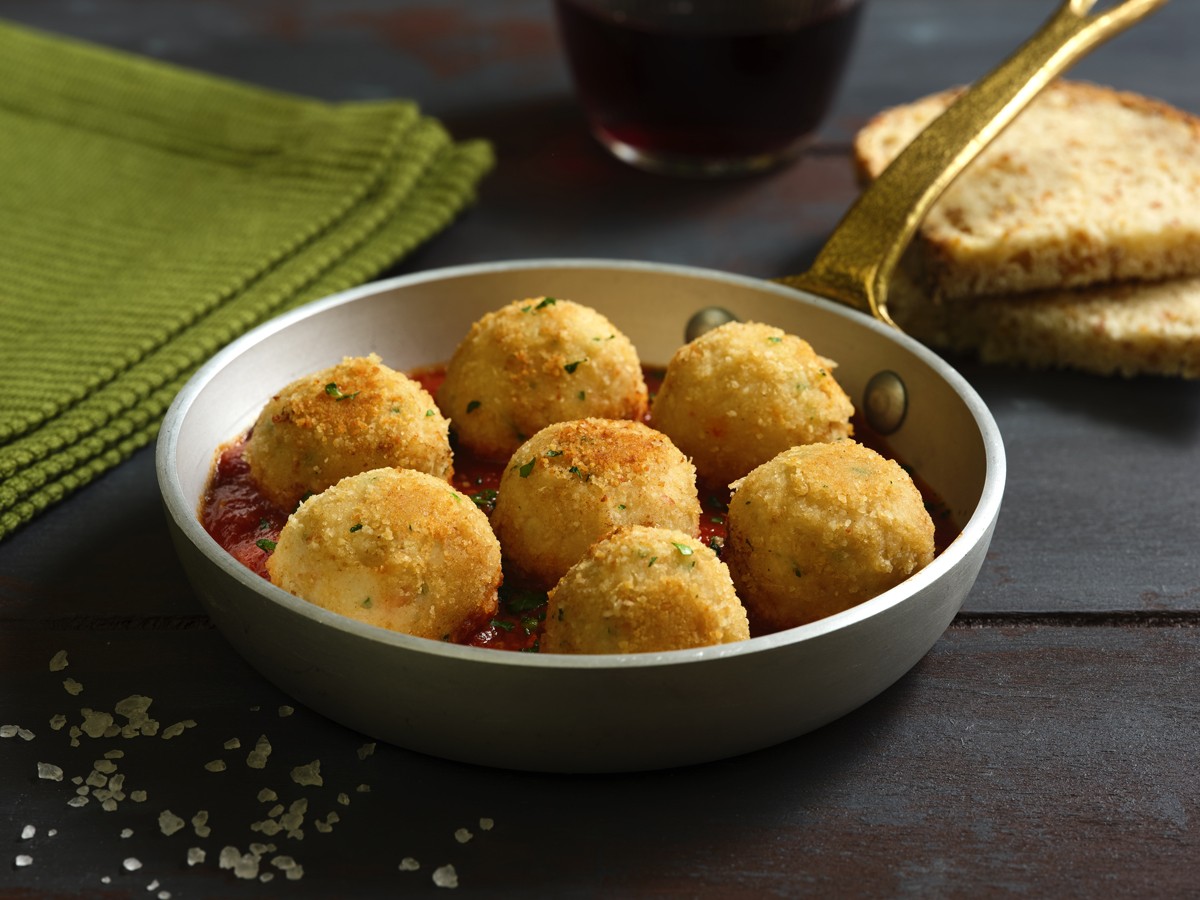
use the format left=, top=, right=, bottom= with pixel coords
left=776, top=0, right=1169, bottom=326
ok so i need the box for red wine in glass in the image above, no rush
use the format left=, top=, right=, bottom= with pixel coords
left=555, top=0, right=865, bottom=176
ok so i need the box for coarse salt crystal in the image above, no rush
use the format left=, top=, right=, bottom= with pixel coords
left=0, top=725, right=18, bottom=738
left=21, top=825, right=35, bottom=840
left=432, top=864, right=459, bottom=888
left=290, top=760, right=323, bottom=787
left=131, top=790, right=148, bottom=802
left=399, top=857, right=420, bottom=871
left=79, top=709, right=112, bottom=737
left=67, top=796, right=89, bottom=808
left=223, top=738, right=241, bottom=750
left=49, top=650, right=69, bottom=672
left=121, top=828, right=134, bottom=839
left=158, top=810, right=186, bottom=836
left=186, top=847, right=206, bottom=867
left=49, top=715, right=67, bottom=731
left=454, top=828, right=473, bottom=844
left=37, top=762, right=63, bottom=781
left=63, top=678, right=83, bottom=696
left=480, top=817, right=495, bottom=831
left=147, top=879, right=159, bottom=890
left=203, top=760, right=227, bottom=773
left=191, top=810, right=210, bottom=838
left=123, top=857, right=142, bottom=872
left=357, top=742, right=376, bottom=760
left=115, top=695, right=153, bottom=718
left=257, top=788, right=277, bottom=803
left=246, top=735, right=272, bottom=769
left=17, top=728, right=34, bottom=741
left=337, top=793, right=350, bottom=806
left=15, top=854, right=32, bottom=868
left=278, top=705, right=294, bottom=717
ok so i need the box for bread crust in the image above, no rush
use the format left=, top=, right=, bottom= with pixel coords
left=888, top=269, right=1200, bottom=379
left=855, top=80, right=1200, bottom=300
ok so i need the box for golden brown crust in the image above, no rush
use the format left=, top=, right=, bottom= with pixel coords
left=268, top=468, right=501, bottom=641
left=245, top=354, right=452, bottom=510
left=651, top=321, right=853, bottom=487
left=542, top=526, right=749, bottom=654
left=436, top=297, right=648, bottom=459
left=725, top=441, right=934, bottom=630
left=490, top=418, right=701, bottom=589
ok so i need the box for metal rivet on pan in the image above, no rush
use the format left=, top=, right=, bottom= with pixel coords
left=685, top=307, right=739, bottom=343
left=863, top=370, right=908, bottom=435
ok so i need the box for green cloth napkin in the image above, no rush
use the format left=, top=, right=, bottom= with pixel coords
left=0, top=21, right=493, bottom=541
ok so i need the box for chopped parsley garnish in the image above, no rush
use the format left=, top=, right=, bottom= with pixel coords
left=256, top=538, right=276, bottom=552
left=425, top=408, right=435, bottom=417
left=503, top=589, right=548, bottom=614
left=469, top=488, right=498, bottom=512
left=578, top=390, right=586, bottom=400
left=671, top=542, right=694, bottom=556
left=466, top=400, right=482, bottom=413
left=564, top=359, right=586, bottom=374
left=490, top=618, right=516, bottom=632
left=324, top=382, right=358, bottom=401
left=257, top=518, right=271, bottom=532
left=647, top=556, right=658, bottom=567
left=544, top=449, right=563, bottom=457
left=361, top=596, right=373, bottom=608
left=794, top=567, right=804, bottom=578
left=535, top=296, right=557, bottom=309
left=517, top=458, right=536, bottom=478
left=768, top=336, right=782, bottom=343
left=349, top=523, right=363, bottom=532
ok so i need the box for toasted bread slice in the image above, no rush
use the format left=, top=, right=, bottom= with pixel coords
left=887, top=269, right=1200, bottom=379
left=855, top=81, right=1200, bottom=301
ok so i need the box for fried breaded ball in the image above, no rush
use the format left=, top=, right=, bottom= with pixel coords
left=267, top=467, right=500, bottom=641
left=651, top=321, right=854, bottom=487
left=725, top=441, right=935, bottom=630
left=542, top=526, right=749, bottom=654
left=491, top=418, right=700, bottom=588
left=436, top=297, right=648, bottom=459
left=245, top=354, right=451, bottom=510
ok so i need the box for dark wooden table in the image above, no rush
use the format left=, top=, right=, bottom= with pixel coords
left=3, top=1, right=1198, bottom=896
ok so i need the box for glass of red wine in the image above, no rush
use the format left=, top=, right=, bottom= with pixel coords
left=554, top=0, right=865, bottom=177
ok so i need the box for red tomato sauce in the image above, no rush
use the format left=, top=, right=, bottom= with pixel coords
left=200, top=365, right=957, bottom=652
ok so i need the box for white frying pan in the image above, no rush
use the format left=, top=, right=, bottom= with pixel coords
left=157, top=1, right=1163, bottom=771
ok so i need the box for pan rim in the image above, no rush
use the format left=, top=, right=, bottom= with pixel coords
left=157, top=257, right=1006, bottom=671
